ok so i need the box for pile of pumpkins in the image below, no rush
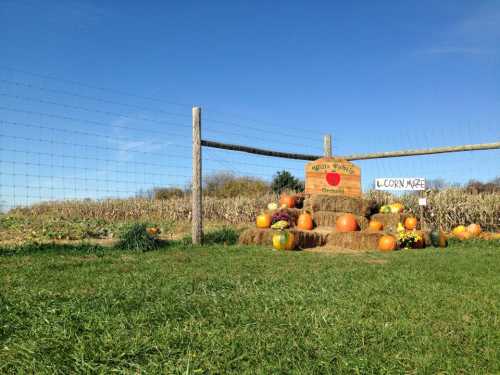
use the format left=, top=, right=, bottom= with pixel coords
left=255, top=194, right=312, bottom=251
left=451, top=223, right=482, bottom=240
left=374, top=215, right=421, bottom=252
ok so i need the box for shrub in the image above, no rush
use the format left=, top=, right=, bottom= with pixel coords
left=271, top=170, right=304, bottom=194
left=203, top=172, right=270, bottom=198
left=116, top=223, right=161, bottom=252
left=465, top=178, right=499, bottom=194
left=153, top=187, right=185, bottom=200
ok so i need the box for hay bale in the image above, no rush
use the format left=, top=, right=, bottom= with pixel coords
left=293, top=229, right=329, bottom=248
left=239, top=227, right=274, bottom=246
left=313, top=211, right=369, bottom=230
left=326, top=231, right=384, bottom=251
left=238, top=228, right=328, bottom=249
left=370, top=213, right=412, bottom=233
left=304, top=195, right=366, bottom=215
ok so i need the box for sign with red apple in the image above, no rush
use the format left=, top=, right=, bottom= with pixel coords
left=305, top=157, right=361, bottom=197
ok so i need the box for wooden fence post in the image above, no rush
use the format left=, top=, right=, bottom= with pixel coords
left=324, top=134, right=332, bottom=157
left=192, top=106, right=203, bottom=244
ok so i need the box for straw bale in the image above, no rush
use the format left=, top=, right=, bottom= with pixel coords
left=238, top=228, right=328, bottom=249
left=239, top=227, right=274, bottom=245
left=304, top=194, right=371, bottom=215
left=326, top=231, right=384, bottom=251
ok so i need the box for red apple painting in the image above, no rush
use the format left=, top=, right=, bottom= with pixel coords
left=325, top=172, right=341, bottom=186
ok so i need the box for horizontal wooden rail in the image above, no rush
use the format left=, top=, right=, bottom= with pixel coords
left=201, top=139, right=500, bottom=161
left=343, top=142, right=500, bottom=161
left=201, top=140, right=320, bottom=160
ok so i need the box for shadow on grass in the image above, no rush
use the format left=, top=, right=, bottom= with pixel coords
left=0, top=242, right=108, bottom=257
left=0, top=239, right=176, bottom=257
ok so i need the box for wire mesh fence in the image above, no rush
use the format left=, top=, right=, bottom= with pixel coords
left=0, top=69, right=194, bottom=212
left=1, top=67, right=499, bottom=236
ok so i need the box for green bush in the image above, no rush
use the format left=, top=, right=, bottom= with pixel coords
left=116, top=223, right=161, bottom=252
left=203, top=172, right=270, bottom=198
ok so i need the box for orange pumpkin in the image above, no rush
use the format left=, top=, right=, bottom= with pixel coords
left=404, top=217, right=418, bottom=230
left=146, top=227, right=159, bottom=235
left=368, top=220, right=383, bottom=231
left=335, top=214, right=358, bottom=232
left=467, top=223, right=481, bottom=237
left=279, top=194, right=296, bottom=208
left=378, top=235, right=397, bottom=252
left=456, top=231, right=472, bottom=241
left=297, top=212, right=313, bottom=230
left=256, top=213, right=272, bottom=229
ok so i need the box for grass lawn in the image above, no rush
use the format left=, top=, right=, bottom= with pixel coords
left=1, top=240, right=499, bottom=374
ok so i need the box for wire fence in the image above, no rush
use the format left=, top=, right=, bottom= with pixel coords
left=1, top=67, right=499, bottom=218
left=0, top=69, right=194, bottom=212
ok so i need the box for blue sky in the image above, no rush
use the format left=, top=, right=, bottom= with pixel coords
left=1, top=0, right=499, bottom=208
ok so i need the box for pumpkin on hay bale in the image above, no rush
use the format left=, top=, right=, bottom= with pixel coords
left=370, top=213, right=411, bottom=233
left=239, top=228, right=327, bottom=249
left=313, top=211, right=368, bottom=230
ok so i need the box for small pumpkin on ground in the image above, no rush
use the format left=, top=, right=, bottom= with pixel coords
left=456, top=231, right=472, bottom=241
left=297, top=211, right=313, bottom=230
left=368, top=220, right=383, bottom=231
left=272, top=230, right=295, bottom=250
left=256, top=212, right=272, bottom=229
left=452, top=225, right=466, bottom=236
left=279, top=194, right=296, bottom=209
left=467, top=223, right=481, bottom=237
left=404, top=217, right=418, bottom=230
left=146, top=227, right=160, bottom=236
left=335, top=213, right=358, bottom=232
left=378, top=235, right=397, bottom=252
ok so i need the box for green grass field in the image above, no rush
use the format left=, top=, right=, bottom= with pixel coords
left=1, top=240, right=499, bottom=374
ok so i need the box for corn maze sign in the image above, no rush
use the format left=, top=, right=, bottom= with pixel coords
left=305, top=157, right=361, bottom=197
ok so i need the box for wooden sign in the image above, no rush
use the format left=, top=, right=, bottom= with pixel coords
left=305, top=157, right=361, bottom=197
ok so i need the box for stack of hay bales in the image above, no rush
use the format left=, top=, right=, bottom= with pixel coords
left=303, top=194, right=383, bottom=250
left=238, top=206, right=329, bottom=249
left=304, top=194, right=369, bottom=230
left=238, top=194, right=430, bottom=251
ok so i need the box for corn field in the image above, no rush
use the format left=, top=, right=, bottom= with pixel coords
left=6, top=188, right=499, bottom=232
